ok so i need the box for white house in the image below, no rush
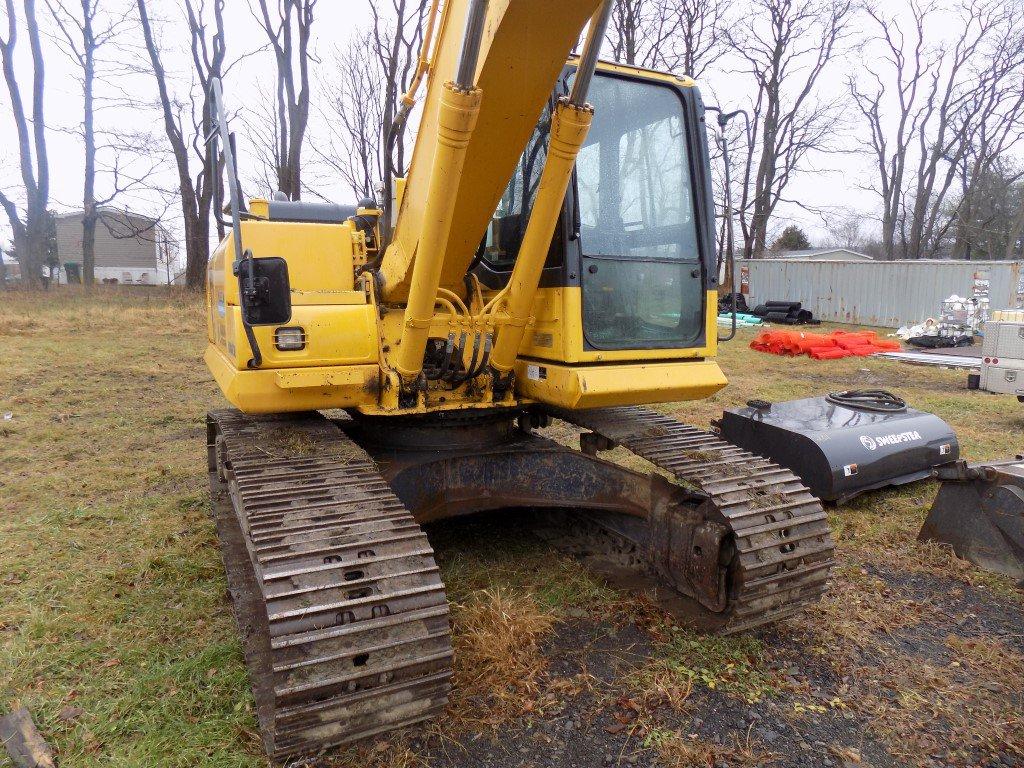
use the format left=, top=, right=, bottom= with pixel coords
left=54, top=208, right=163, bottom=284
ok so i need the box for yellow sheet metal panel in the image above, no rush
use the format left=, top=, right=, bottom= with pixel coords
left=223, top=220, right=355, bottom=300
left=225, top=305, right=377, bottom=370
left=513, top=359, right=727, bottom=409
left=517, top=288, right=570, bottom=360
left=704, top=290, right=719, bottom=357
left=275, top=367, right=374, bottom=390
left=207, top=239, right=227, bottom=346
left=290, top=290, right=367, bottom=306
left=206, top=345, right=379, bottom=414
left=590, top=57, right=696, bottom=88
left=381, top=0, right=602, bottom=299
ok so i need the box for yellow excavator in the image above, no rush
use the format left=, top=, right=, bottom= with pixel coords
left=203, top=0, right=834, bottom=759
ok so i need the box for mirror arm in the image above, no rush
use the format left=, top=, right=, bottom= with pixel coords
left=237, top=249, right=264, bottom=369
left=209, top=77, right=263, bottom=368
left=706, top=106, right=750, bottom=343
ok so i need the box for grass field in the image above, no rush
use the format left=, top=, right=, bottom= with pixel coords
left=1, top=288, right=1022, bottom=768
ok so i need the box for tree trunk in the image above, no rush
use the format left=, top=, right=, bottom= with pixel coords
left=748, top=102, right=779, bottom=258
left=184, top=209, right=207, bottom=289
left=81, top=3, right=96, bottom=287
left=82, top=210, right=97, bottom=284
left=0, top=0, right=49, bottom=289
left=137, top=0, right=210, bottom=290
left=23, top=214, right=48, bottom=288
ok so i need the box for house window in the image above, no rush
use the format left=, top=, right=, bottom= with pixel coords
left=122, top=272, right=133, bottom=284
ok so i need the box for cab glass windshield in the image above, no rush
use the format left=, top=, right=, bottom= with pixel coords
left=577, top=75, right=704, bottom=349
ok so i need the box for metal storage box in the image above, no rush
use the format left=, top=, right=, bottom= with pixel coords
left=980, top=317, right=1024, bottom=397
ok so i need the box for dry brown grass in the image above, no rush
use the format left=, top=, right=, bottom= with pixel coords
left=446, top=588, right=556, bottom=729
left=794, top=549, right=1024, bottom=763
left=320, top=741, right=425, bottom=768
left=853, top=636, right=1024, bottom=766
left=804, top=559, right=933, bottom=646
left=644, top=726, right=778, bottom=768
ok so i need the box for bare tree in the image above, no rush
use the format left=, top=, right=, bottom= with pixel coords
left=824, top=210, right=865, bottom=250
left=848, top=2, right=933, bottom=261
left=903, top=2, right=1010, bottom=259
left=135, top=0, right=225, bottom=289
left=0, top=0, right=49, bottom=288
left=45, top=0, right=143, bottom=286
left=243, top=87, right=284, bottom=197
left=947, top=17, right=1024, bottom=259
left=851, top=0, right=1020, bottom=260
left=374, top=0, right=428, bottom=206
left=606, top=0, right=726, bottom=79
left=1005, top=183, right=1024, bottom=261
left=314, top=0, right=427, bottom=206
left=252, top=0, right=315, bottom=200
left=316, top=31, right=386, bottom=199
left=727, top=0, right=855, bottom=259
left=950, top=161, right=1024, bottom=260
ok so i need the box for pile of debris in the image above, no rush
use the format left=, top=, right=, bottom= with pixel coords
left=894, top=294, right=982, bottom=348
left=749, top=300, right=819, bottom=325
left=750, top=329, right=902, bottom=360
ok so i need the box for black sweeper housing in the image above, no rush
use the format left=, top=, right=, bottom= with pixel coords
left=718, top=390, right=959, bottom=503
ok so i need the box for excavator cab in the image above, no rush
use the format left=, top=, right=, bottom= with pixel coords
left=475, top=65, right=714, bottom=359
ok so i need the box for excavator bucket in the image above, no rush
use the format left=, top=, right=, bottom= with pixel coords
left=919, top=458, right=1024, bottom=583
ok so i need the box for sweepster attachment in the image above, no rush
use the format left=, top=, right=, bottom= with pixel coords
left=717, top=391, right=959, bottom=503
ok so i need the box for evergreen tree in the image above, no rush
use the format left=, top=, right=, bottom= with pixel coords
left=772, top=224, right=812, bottom=252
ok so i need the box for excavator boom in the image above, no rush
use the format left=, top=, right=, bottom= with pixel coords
left=379, top=0, right=603, bottom=300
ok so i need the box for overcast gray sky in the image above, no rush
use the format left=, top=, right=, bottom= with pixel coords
left=0, top=1, right=980, bottom=269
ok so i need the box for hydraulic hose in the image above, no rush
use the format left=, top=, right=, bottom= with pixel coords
left=826, top=390, right=907, bottom=413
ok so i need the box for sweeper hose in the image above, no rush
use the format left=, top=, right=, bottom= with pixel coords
left=825, top=390, right=907, bottom=413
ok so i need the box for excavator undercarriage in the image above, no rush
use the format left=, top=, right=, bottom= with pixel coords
left=208, top=405, right=834, bottom=759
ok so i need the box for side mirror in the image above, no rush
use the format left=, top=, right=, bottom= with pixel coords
left=239, top=256, right=291, bottom=326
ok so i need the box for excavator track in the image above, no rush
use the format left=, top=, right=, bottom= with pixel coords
left=548, top=406, right=835, bottom=633
left=206, top=410, right=452, bottom=761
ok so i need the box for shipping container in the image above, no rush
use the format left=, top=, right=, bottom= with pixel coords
left=738, top=259, right=1024, bottom=328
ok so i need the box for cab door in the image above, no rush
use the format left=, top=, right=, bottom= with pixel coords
left=575, top=74, right=706, bottom=350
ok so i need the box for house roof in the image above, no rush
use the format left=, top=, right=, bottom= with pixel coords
left=774, top=248, right=873, bottom=260
left=54, top=207, right=158, bottom=225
